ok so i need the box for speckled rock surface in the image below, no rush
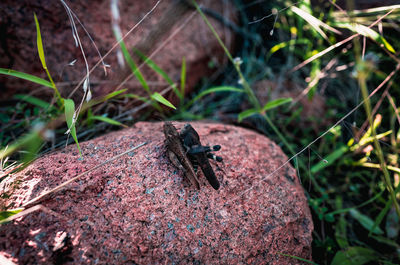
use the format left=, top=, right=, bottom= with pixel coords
left=0, top=122, right=313, bottom=264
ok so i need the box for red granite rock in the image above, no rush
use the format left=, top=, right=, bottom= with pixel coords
left=0, top=122, right=313, bottom=264
left=0, top=0, right=235, bottom=101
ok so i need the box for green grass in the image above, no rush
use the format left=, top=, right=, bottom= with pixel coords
left=194, top=0, right=400, bottom=264
left=233, top=1, right=400, bottom=264
left=1, top=1, right=400, bottom=264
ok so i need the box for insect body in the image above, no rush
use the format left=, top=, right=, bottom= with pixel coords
left=163, top=122, right=200, bottom=189
left=163, top=122, right=223, bottom=190
left=180, top=124, right=222, bottom=190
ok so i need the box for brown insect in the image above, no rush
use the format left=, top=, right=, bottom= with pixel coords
left=163, top=122, right=222, bottom=190
left=163, top=122, right=200, bottom=189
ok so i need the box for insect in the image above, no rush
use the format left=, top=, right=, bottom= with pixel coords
left=179, top=123, right=223, bottom=190
left=163, top=122, right=223, bottom=190
left=163, top=122, right=200, bottom=189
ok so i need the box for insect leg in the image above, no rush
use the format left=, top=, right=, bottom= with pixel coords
left=212, top=145, right=221, bottom=151
left=207, top=152, right=223, bottom=162
left=167, top=151, right=184, bottom=170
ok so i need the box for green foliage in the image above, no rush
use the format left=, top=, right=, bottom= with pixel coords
left=13, top=94, right=53, bottom=110
left=218, top=1, right=400, bottom=264
left=261, top=97, right=292, bottom=112
left=180, top=57, right=186, bottom=101
left=64, top=99, right=81, bottom=157
left=0, top=16, right=133, bottom=165
left=238, top=108, right=258, bottom=122
left=151, top=92, right=176, bottom=110
left=194, top=0, right=295, bottom=157
left=34, top=13, right=61, bottom=105
left=115, top=35, right=183, bottom=112
left=335, top=22, right=395, bottom=53
left=0, top=68, right=53, bottom=88
left=311, top=145, right=348, bottom=173
left=0, top=208, right=23, bottom=224
left=330, top=247, right=378, bottom=265
left=119, top=39, right=150, bottom=94
left=238, top=98, right=292, bottom=122
left=349, top=208, right=384, bottom=235
left=273, top=2, right=400, bottom=264
left=186, top=86, right=244, bottom=109
left=278, top=252, right=318, bottom=264
left=86, top=115, right=127, bottom=128
left=134, top=48, right=182, bottom=100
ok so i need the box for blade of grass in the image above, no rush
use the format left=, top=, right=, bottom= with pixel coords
left=335, top=22, right=395, bottom=53
left=266, top=39, right=310, bottom=61
left=370, top=235, right=400, bottom=248
left=85, top=89, right=128, bottom=108
left=134, top=48, right=182, bottom=99
left=0, top=68, right=53, bottom=88
left=357, top=162, right=400, bottom=174
left=307, top=59, right=321, bottom=100
left=151, top=92, right=176, bottom=110
left=261, top=98, right=292, bottom=112
left=334, top=196, right=349, bottom=249
left=342, top=4, right=400, bottom=16
left=86, top=107, right=94, bottom=127
left=13, top=94, right=52, bottom=110
left=291, top=6, right=341, bottom=42
left=101, top=89, right=127, bottom=101
left=0, top=131, right=42, bottom=161
left=277, top=252, right=318, bottom=265
left=0, top=208, right=23, bottom=224
left=185, top=86, right=244, bottom=109
left=191, top=0, right=259, bottom=108
left=349, top=208, right=384, bottom=235
left=34, top=13, right=62, bottom=105
left=327, top=189, right=385, bottom=216
left=124, top=93, right=151, bottom=103
left=117, top=38, right=150, bottom=94
left=180, top=56, right=186, bottom=102
left=87, top=115, right=127, bottom=128
left=116, top=39, right=163, bottom=112
left=238, top=108, right=258, bottom=122
left=64, top=99, right=82, bottom=157
left=330, top=247, right=378, bottom=265
left=369, top=184, right=400, bottom=237
left=311, top=145, right=348, bottom=173
left=22, top=131, right=43, bottom=163
left=124, top=93, right=150, bottom=102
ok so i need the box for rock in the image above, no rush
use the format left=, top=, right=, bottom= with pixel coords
left=0, top=122, right=313, bottom=264
left=0, top=0, right=235, bottom=101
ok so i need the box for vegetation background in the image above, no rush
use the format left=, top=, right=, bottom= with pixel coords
left=1, top=0, right=400, bottom=264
